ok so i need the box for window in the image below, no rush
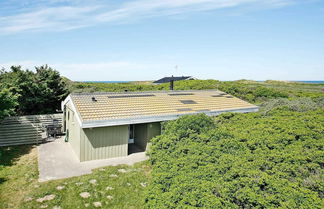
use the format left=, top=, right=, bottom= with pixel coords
left=180, top=100, right=197, bottom=104
left=67, top=111, right=70, bottom=120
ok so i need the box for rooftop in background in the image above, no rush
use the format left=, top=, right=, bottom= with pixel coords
left=153, top=76, right=196, bottom=84
left=62, top=90, right=258, bottom=128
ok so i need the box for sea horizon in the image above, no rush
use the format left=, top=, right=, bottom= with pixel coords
left=80, top=80, right=324, bottom=84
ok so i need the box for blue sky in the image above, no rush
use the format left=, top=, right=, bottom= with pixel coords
left=0, top=0, right=323, bottom=81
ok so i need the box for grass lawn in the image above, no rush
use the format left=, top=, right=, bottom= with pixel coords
left=0, top=145, right=151, bottom=209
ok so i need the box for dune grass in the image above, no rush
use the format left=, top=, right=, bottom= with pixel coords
left=0, top=145, right=150, bottom=209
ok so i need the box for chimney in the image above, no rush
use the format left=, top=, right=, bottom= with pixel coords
left=170, top=75, right=174, bottom=90
left=92, top=96, right=97, bottom=102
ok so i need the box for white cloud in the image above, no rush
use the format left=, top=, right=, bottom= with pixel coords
left=0, top=0, right=297, bottom=34
left=0, top=6, right=100, bottom=33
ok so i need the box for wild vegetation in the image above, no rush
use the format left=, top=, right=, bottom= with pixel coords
left=0, top=87, right=18, bottom=119
left=146, top=106, right=324, bottom=208
left=0, top=65, right=69, bottom=118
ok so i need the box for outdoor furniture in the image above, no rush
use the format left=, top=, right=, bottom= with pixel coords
left=45, top=119, right=63, bottom=138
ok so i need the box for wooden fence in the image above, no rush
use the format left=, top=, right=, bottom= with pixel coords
left=0, top=114, right=63, bottom=146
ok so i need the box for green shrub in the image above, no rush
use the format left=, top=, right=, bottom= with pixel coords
left=217, top=83, right=289, bottom=103
left=260, top=97, right=323, bottom=114
left=0, top=65, right=69, bottom=115
left=145, top=111, right=324, bottom=208
left=0, top=86, right=18, bottom=119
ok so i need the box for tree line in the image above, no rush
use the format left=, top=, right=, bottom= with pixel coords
left=0, top=65, right=69, bottom=119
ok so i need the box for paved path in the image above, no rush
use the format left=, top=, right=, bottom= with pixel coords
left=38, top=137, right=148, bottom=182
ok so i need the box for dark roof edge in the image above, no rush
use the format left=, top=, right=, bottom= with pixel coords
left=153, top=76, right=193, bottom=83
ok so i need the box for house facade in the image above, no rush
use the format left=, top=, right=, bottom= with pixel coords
left=62, top=90, right=258, bottom=162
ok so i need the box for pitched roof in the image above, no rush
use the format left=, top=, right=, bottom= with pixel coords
left=62, top=90, right=258, bottom=128
left=153, top=76, right=194, bottom=83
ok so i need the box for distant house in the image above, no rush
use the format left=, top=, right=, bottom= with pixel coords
left=61, top=90, right=258, bottom=162
left=153, top=76, right=196, bottom=84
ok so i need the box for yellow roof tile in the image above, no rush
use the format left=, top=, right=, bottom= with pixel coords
left=69, top=90, right=258, bottom=124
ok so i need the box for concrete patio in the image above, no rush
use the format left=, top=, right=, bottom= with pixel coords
left=37, top=137, right=148, bottom=182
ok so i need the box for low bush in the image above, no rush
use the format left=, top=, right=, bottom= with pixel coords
left=146, top=110, right=324, bottom=208
left=217, top=82, right=289, bottom=103
left=260, top=97, right=324, bottom=114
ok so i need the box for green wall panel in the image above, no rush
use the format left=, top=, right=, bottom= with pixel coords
left=80, top=125, right=128, bottom=161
